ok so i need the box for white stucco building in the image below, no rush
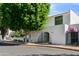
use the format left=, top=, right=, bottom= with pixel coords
left=29, top=10, right=79, bottom=45
left=44, top=10, right=79, bottom=45
left=1, top=10, right=79, bottom=45
left=43, top=10, right=79, bottom=44
left=29, top=10, right=79, bottom=44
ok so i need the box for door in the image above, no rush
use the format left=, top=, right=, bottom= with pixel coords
left=38, top=32, right=49, bottom=43
left=43, top=32, right=49, bottom=43
left=66, top=32, right=71, bottom=45
left=71, top=32, right=78, bottom=44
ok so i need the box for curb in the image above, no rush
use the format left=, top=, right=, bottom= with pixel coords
left=24, top=44, right=79, bottom=52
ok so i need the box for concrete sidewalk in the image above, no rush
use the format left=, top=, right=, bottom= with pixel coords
left=21, top=43, right=79, bottom=51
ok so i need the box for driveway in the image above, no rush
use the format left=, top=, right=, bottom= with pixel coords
left=0, top=46, right=79, bottom=56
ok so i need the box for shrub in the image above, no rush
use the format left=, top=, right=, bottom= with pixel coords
left=12, top=31, right=25, bottom=37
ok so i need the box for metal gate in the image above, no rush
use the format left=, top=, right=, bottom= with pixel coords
left=66, top=32, right=78, bottom=45
left=43, top=32, right=49, bottom=43
left=38, top=32, right=49, bottom=43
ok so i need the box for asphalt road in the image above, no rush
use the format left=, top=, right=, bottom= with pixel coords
left=0, top=46, right=79, bottom=56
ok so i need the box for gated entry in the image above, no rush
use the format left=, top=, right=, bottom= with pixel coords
left=38, top=32, right=49, bottom=43
left=71, top=32, right=78, bottom=44
left=66, top=25, right=79, bottom=45
left=66, top=32, right=79, bottom=45
left=43, top=32, right=49, bottom=42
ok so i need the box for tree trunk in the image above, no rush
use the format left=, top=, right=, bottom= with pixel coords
left=24, top=31, right=31, bottom=43
left=1, top=27, right=8, bottom=40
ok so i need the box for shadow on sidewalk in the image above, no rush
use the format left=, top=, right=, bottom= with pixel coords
left=22, top=54, right=79, bottom=56
left=0, top=41, right=25, bottom=46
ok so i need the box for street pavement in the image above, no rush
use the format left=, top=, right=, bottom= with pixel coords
left=0, top=46, right=79, bottom=56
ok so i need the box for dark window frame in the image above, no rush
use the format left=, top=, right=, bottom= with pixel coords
left=55, top=16, right=63, bottom=25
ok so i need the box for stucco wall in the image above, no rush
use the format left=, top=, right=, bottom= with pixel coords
left=63, top=13, right=70, bottom=25
left=64, top=24, right=69, bottom=32
left=29, top=10, right=79, bottom=44
left=49, top=25, right=66, bottom=44
left=46, top=12, right=70, bottom=28
left=44, top=12, right=71, bottom=44
left=45, top=17, right=54, bottom=27
left=71, top=24, right=79, bottom=30
left=30, top=31, right=42, bottom=43
left=70, top=10, right=79, bottom=24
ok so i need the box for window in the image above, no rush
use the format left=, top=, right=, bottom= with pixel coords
left=55, top=16, right=63, bottom=25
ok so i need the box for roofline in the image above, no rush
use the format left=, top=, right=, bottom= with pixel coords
left=48, top=10, right=70, bottom=18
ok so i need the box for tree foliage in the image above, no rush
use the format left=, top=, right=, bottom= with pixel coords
left=0, top=3, right=50, bottom=32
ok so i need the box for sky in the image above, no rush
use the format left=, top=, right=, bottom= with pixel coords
left=49, top=3, right=79, bottom=16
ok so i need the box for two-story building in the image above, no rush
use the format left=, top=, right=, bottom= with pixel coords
left=29, top=10, right=79, bottom=45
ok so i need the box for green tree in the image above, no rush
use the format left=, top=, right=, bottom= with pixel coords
left=0, top=3, right=50, bottom=39
left=0, top=3, right=12, bottom=39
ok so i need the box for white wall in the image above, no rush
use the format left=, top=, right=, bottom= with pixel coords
left=30, top=31, right=42, bottom=42
left=47, top=10, right=79, bottom=27
left=71, top=24, right=79, bottom=30
left=30, top=10, right=79, bottom=44
left=44, top=12, right=70, bottom=44
left=70, top=10, right=79, bottom=24
left=45, top=17, right=54, bottom=27
left=46, top=12, right=70, bottom=28
left=63, top=13, right=70, bottom=25
left=64, top=24, right=69, bottom=33
left=49, top=25, right=66, bottom=44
